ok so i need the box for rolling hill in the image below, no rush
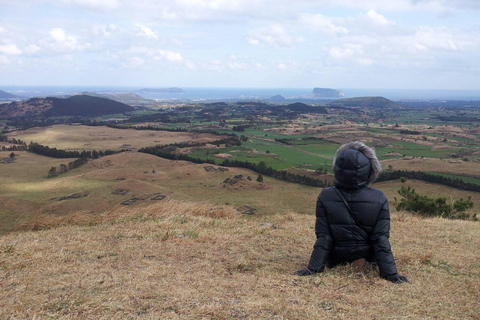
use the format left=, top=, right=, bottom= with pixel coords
left=327, top=96, right=404, bottom=109
left=0, top=95, right=134, bottom=118
left=0, top=89, right=18, bottom=100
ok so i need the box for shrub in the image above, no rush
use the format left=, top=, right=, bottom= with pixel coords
left=395, top=185, right=475, bottom=220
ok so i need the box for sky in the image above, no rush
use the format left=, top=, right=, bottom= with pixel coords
left=1, top=0, right=480, bottom=89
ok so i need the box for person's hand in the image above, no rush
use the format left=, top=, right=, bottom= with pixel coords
left=385, top=274, right=409, bottom=283
left=295, top=268, right=316, bottom=276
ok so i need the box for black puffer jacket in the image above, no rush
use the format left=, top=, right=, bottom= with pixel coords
left=306, top=142, right=399, bottom=278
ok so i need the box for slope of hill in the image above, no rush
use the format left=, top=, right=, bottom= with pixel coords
left=0, top=200, right=478, bottom=318
left=285, top=102, right=328, bottom=113
left=0, top=89, right=18, bottom=100
left=0, top=95, right=134, bottom=118
left=0, top=151, right=319, bottom=233
left=327, top=96, right=403, bottom=109
left=81, top=92, right=149, bottom=104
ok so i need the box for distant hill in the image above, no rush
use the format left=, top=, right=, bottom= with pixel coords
left=311, top=88, right=344, bottom=98
left=285, top=102, right=328, bottom=113
left=0, top=95, right=134, bottom=118
left=0, top=90, right=18, bottom=100
left=268, top=95, right=286, bottom=101
left=327, top=96, right=403, bottom=109
left=81, top=92, right=149, bottom=104
left=137, top=87, right=184, bottom=94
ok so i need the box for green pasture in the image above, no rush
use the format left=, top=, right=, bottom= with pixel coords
left=359, top=127, right=397, bottom=134
left=243, top=138, right=329, bottom=170
left=375, top=147, right=453, bottom=159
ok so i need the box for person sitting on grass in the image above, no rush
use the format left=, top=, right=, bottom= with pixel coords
left=296, top=141, right=408, bottom=284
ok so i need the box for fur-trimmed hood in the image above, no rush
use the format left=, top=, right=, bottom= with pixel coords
left=332, top=141, right=381, bottom=189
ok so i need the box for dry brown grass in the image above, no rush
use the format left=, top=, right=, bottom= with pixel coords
left=9, top=125, right=224, bottom=151
left=1, top=201, right=479, bottom=319
left=382, top=158, right=480, bottom=178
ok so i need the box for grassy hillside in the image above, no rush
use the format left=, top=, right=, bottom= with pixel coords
left=0, top=89, right=17, bottom=99
left=9, top=125, right=223, bottom=151
left=0, top=95, right=133, bottom=118
left=327, top=96, right=403, bottom=109
left=1, top=201, right=479, bottom=318
left=2, top=150, right=480, bottom=235
left=0, top=151, right=318, bottom=234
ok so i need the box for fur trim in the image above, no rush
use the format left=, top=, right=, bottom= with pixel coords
left=332, top=141, right=381, bottom=185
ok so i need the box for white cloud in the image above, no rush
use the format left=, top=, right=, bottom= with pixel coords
left=247, top=24, right=304, bottom=48
left=228, top=62, right=246, bottom=70
left=50, top=28, right=67, bottom=42
left=367, top=10, right=392, bottom=26
left=49, top=28, right=78, bottom=51
left=55, top=0, right=119, bottom=11
left=136, top=24, right=159, bottom=40
left=299, top=14, right=349, bottom=35
left=413, top=27, right=459, bottom=51
left=184, top=60, right=196, bottom=69
left=357, top=58, right=374, bottom=66
left=329, top=46, right=355, bottom=59
left=155, top=50, right=183, bottom=62
left=207, top=60, right=224, bottom=71
left=0, top=55, right=10, bottom=64
left=24, top=44, right=40, bottom=54
left=0, top=44, right=23, bottom=55
left=123, top=57, right=144, bottom=68
left=93, top=24, right=117, bottom=37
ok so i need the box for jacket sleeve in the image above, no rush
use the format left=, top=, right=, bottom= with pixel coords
left=370, top=199, right=399, bottom=278
left=307, top=195, right=332, bottom=272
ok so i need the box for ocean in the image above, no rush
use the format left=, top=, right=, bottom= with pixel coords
left=2, top=86, right=480, bottom=101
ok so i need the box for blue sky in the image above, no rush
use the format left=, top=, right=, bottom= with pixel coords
left=1, top=0, right=479, bottom=89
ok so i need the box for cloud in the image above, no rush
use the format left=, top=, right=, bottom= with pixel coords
left=228, top=62, right=247, bottom=70
left=54, top=0, right=119, bottom=11
left=49, top=28, right=78, bottom=51
left=155, top=50, right=183, bottom=62
left=357, top=58, right=374, bottom=66
left=136, top=24, right=159, bottom=40
left=247, top=24, right=304, bottom=48
left=0, top=44, right=23, bottom=55
left=0, top=55, right=10, bottom=64
left=153, top=49, right=195, bottom=69
left=93, top=24, right=117, bottom=37
left=123, top=57, right=144, bottom=68
left=367, top=10, right=393, bottom=26
left=299, top=14, right=349, bottom=35
left=24, top=44, right=41, bottom=54
left=413, top=27, right=459, bottom=51
left=276, top=63, right=289, bottom=71
left=329, top=46, right=355, bottom=59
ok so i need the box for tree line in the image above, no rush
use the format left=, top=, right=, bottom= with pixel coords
left=219, top=159, right=329, bottom=187
left=28, top=142, right=122, bottom=159
left=105, top=123, right=239, bottom=138
left=47, top=158, right=88, bottom=178
left=378, top=170, right=480, bottom=193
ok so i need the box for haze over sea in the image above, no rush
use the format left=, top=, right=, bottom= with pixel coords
left=3, top=86, right=480, bottom=101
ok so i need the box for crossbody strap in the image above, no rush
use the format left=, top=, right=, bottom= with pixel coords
left=333, top=187, right=371, bottom=236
